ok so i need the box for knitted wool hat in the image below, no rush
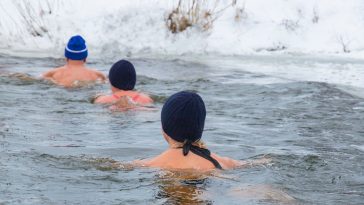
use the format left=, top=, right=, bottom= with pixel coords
left=64, top=35, right=88, bottom=60
left=161, top=91, right=206, bottom=143
left=108, top=60, right=136, bottom=90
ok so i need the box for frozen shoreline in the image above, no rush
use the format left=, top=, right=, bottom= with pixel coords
left=1, top=0, right=364, bottom=59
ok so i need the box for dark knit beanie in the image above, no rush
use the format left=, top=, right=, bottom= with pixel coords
left=108, top=60, right=136, bottom=90
left=161, top=91, right=206, bottom=143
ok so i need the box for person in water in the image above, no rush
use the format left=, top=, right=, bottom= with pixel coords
left=135, top=91, right=269, bottom=171
left=93, top=59, right=153, bottom=106
left=42, top=35, right=106, bottom=87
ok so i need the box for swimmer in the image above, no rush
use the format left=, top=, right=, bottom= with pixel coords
left=42, top=35, right=106, bottom=87
left=135, top=91, right=270, bottom=171
left=93, top=60, right=153, bottom=106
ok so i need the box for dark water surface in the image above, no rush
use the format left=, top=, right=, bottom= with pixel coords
left=0, top=55, right=363, bottom=204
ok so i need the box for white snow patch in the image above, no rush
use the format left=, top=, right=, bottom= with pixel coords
left=0, top=0, right=364, bottom=59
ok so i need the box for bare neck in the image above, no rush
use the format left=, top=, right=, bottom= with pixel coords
left=111, top=87, right=128, bottom=94
left=66, top=59, right=86, bottom=68
left=164, top=134, right=207, bottom=150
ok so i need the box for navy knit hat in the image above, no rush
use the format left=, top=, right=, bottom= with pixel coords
left=161, top=91, right=206, bottom=143
left=108, top=60, right=136, bottom=90
left=64, top=35, right=88, bottom=60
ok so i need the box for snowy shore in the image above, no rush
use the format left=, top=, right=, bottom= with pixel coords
left=0, top=0, right=364, bottom=59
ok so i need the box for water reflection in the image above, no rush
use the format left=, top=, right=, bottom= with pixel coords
left=155, top=171, right=212, bottom=205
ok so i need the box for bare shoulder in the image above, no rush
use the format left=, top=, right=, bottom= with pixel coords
left=211, top=153, right=245, bottom=169
left=132, top=156, right=163, bottom=168
left=133, top=158, right=154, bottom=167
left=87, top=67, right=105, bottom=77
left=134, top=150, right=172, bottom=168
left=95, top=70, right=105, bottom=76
left=93, top=95, right=113, bottom=104
left=136, top=93, right=154, bottom=104
left=140, top=93, right=152, bottom=98
left=213, top=154, right=272, bottom=169
left=43, top=66, right=65, bottom=75
left=96, top=71, right=107, bottom=81
left=52, top=66, right=67, bottom=72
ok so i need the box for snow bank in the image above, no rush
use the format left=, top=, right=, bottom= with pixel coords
left=0, top=0, right=364, bottom=59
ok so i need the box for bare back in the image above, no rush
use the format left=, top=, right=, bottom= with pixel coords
left=94, top=91, right=153, bottom=105
left=43, top=63, right=106, bottom=87
left=137, top=149, right=243, bottom=171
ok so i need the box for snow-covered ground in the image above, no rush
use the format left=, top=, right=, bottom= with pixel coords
left=1, top=0, right=364, bottom=59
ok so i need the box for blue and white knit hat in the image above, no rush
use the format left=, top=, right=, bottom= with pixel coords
left=64, top=35, right=88, bottom=60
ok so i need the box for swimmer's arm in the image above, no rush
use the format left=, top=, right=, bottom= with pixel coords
left=230, top=185, right=296, bottom=203
left=213, top=154, right=272, bottom=169
left=92, top=94, right=120, bottom=104
left=95, top=71, right=107, bottom=82
left=42, top=69, right=56, bottom=80
left=211, top=154, right=242, bottom=169
left=92, top=94, right=107, bottom=104
left=217, top=155, right=246, bottom=169
left=9, top=73, right=38, bottom=81
left=239, top=156, right=272, bottom=168
left=144, top=95, right=154, bottom=104
left=132, top=158, right=153, bottom=167
left=132, top=154, right=166, bottom=168
left=136, top=94, right=154, bottom=105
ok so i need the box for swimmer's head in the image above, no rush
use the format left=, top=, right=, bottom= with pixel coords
left=161, top=91, right=206, bottom=144
left=65, top=35, right=88, bottom=61
left=109, top=60, right=136, bottom=91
